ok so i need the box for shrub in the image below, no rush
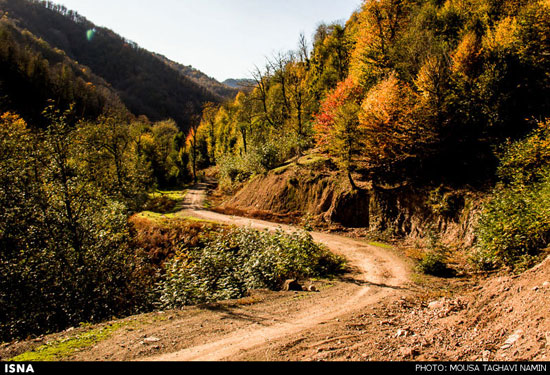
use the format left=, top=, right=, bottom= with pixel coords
left=158, top=227, right=345, bottom=307
left=474, top=119, right=550, bottom=271
left=417, top=232, right=453, bottom=277
left=475, top=177, right=550, bottom=270
left=217, top=134, right=302, bottom=188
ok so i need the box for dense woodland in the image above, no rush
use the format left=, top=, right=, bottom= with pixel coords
left=195, top=0, right=550, bottom=188
left=1, top=0, right=550, bottom=341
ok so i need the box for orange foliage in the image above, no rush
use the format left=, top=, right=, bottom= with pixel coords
left=359, top=73, right=427, bottom=167
left=451, top=32, right=482, bottom=78
left=313, top=77, right=363, bottom=149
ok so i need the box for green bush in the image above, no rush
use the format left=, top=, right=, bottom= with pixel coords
left=475, top=120, right=550, bottom=271
left=217, top=134, right=302, bottom=187
left=158, top=227, right=345, bottom=307
left=475, top=177, right=550, bottom=270
left=417, top=232, right=453, bottom=277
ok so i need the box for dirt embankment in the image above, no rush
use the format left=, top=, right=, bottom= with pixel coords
left=217, top=160, right=482, bottom=248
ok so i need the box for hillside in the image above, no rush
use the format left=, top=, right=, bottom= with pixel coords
left=154, top=53, right=240, bottom=101
left=0, top=14, right=127, bottom=126
left=0, top=0, right=234, bottom=130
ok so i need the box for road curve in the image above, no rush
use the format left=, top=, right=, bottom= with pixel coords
left=147, top=183, right=412, bottom=361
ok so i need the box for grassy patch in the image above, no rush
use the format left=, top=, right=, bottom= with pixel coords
left=133, top=211, right=219, bottom=226
left=135, top=211, right=179, bottom=221
left=368, top=241, right=393, bottom=249
left=142, top=190, right=188, bottom=214
left=148, top=190, right=187, bottom=201
left=10, top=323, right=128, bottom=362
left=297, top=154, right=330, bottom=167
left=273, top=163, right=294, bottom=175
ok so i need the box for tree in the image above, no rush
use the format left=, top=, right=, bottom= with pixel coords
left=359, top=73, right=431, bottom=179
left=77, top=112, right=151, bottom=207
left=187, top=115, right=201, bottom=183
left=349, top=0, right=410, bottom=88
left=314, top=77, right=364, bottom=188
left=201, top=102, right=219, bottom=163
left=332, top=102, right=362, bottom=189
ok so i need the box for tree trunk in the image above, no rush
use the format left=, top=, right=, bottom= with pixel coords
left=348, top=171, right=358, bottom=191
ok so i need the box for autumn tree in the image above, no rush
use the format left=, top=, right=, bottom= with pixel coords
left=315, top=77, right=364, bottom=188
left=349, top=0, right=410, bottom=88
left=201, top=102, right=220, bottom=163
left=359, top=73, right=432, bottom=180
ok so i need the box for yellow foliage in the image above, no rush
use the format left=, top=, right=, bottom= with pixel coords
left=483, top=17, right=520, bottom=52
left=0, top=111, right=27, bottom=132
left=451, top=32, right=481, bottom=77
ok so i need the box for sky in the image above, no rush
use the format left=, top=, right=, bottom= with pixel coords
left=56, top=0, right=362, bottom=82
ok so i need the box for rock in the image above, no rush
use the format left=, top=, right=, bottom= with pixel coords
left=142, top=337, right=161, bottom=344
left=501, top=329, right=523, bottom=350
left=428, top=299, right=446, bottom=310
left=543, top=281, right=550, bottom=288
left=399, top=347, right=419, bottom=359
left=396, top=329, right=410, bottom=338
left=283, top=279, right=303, bottom=292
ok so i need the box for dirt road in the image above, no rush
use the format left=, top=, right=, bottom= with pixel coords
left=145, top=184, right=412, bottom=361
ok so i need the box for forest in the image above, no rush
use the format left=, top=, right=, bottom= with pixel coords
left=1, top=0, right=550, bottom=343
left=191, top=0, right=550, bottom=270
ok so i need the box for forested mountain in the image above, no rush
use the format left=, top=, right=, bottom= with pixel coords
left=0, top=0, right=237, bottom=131
left=0, top=13, right=127, bottom=126
left=154, top=53, right=240, bottom=101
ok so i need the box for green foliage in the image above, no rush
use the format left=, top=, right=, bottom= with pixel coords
left=159, top=227, right=346, bottom=307
left=0, top=109, right=152, bottom=341
left=475, top=176, right=550, bottom=270
left=497, top=119, right=550, bottom=186
left=417, top=232, right=453, bottom=277
left=475, top=119, right=550, bottom=270
left=217, top=134, right=301, bottom=188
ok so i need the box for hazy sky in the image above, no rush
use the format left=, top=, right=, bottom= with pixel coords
left=55, top=0, right=362, bottom=82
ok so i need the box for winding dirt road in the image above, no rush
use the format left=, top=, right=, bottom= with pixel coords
left=148, top=183, right=412, bottom=361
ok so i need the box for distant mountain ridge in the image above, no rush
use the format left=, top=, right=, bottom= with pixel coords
left=0, top=0, right=241, bottom=131
left=152, top=53, right=240, bottom=101
left=223, top=78, right=256, bottom=92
